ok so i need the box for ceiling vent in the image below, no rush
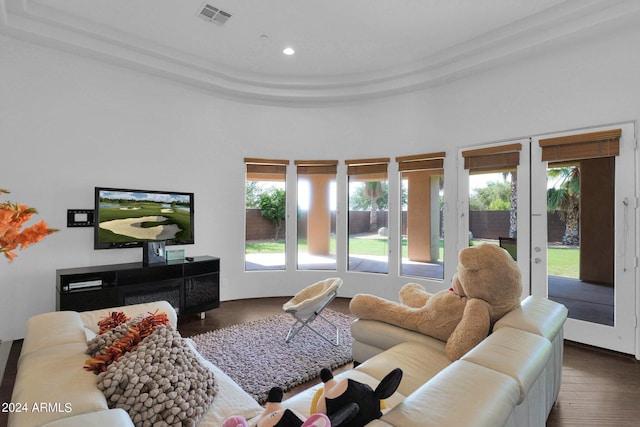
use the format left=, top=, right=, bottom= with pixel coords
left=198, top=3, right=232, bottom=24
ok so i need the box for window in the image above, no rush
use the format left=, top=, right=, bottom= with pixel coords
left=462, top=143, right=521, bottom=252
left=397, top=152, right=445, bottom=279
left=295, top=160, right=338, bottom=270
left=346, top=158, right=390, bottom=274
left=539, top=129, right=620, bottom=326
left=244, top=158, right=288, bottom=271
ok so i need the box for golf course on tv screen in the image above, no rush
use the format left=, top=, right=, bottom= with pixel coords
left=95, top=188, right=193, bottom=248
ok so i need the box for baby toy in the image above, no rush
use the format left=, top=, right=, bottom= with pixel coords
left=223, top=365, right=403, bottom=427
left=312, top=367, right=402, bottom=427
left=222, top=387, right=330, bottom=427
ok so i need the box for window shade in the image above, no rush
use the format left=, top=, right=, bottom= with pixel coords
left=245, top=158, right=289, bottom=180
left=396, top=152, right=445, bottom=172
left=295, top=160, right=338, bottom=175
left=461, top=143, right=521, bottom=172
left=345, top=158, right=389, bottom=178
left=539, top=129, right=621, bottom=162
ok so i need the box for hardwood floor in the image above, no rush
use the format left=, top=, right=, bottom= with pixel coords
left=1, top=297, right=638, bottom=426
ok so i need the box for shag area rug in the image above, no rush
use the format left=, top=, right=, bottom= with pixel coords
left=190, top=309, right=354, bottom=404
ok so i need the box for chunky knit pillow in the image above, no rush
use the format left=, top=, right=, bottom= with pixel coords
left=86, top=313, right=146, bottom=357
left=97, top=325, right=217, bottom=427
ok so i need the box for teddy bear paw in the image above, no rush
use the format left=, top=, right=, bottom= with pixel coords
left=399, top=283, right=429, bottom=307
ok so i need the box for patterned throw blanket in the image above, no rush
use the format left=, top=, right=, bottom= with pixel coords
left=86, top=313, right=216, bottom=426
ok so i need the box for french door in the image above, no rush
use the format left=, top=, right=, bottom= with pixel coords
left=459, top=122, right=637, bottom=356
left=530, top=122, right=636, bottom=355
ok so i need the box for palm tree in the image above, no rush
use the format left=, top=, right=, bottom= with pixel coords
left=363, top=182, right=384, bottom=232
left=502, top=171, right=517, bottom=238
left=547, top=166, right=580, bottom=245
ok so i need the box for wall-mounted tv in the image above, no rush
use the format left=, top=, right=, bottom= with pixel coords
left=94, top=187, right=194, bottom=249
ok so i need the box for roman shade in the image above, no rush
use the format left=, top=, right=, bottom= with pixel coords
left=295, top=160, right=338, bottom=175
left=396, top=152, right=445, bottom=172
left=245, top=158, right=289, bottom=181
left=538, top=129, right=621, bottom=162
left=461, top=143, right=521, bottom=173
left=346, top=157, right=389, bottom=181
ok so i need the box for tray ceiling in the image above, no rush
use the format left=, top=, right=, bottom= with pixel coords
left=1, top=0, right=638, bottom=102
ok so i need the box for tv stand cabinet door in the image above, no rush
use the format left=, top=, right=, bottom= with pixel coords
left=57, top=287, right=119, bottom=312
left=183, top=258, right=220, bottom=314
left=184, top=273, right=220, bottom=314
left=118, top=278, right=183, bottom=313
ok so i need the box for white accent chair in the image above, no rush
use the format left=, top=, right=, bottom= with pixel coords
left=283, top=277, right=343, bottom=346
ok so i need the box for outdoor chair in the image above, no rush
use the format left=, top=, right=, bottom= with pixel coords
left=499, top=237, right=517, bottom=261
left=283, top=277, right=343, bottom=346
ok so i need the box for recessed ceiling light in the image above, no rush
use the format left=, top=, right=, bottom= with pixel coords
left=283, top=47, right=295, bottom=56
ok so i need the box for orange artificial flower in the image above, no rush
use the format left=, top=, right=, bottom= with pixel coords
left=0, top=189, right=57, bottom=262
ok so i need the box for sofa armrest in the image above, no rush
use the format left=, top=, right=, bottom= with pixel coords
left=494, top=296, right=567, bottom=341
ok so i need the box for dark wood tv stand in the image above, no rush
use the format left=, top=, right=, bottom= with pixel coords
left=56, top=256, right=219, bottom=317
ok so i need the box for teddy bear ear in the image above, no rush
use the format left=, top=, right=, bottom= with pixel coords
left=458, top=245, right=481, bottom=270
left=459, top=244, right=504, bottom=270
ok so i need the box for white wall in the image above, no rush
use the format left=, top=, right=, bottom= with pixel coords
left=1, top=19, right=639, bottom=342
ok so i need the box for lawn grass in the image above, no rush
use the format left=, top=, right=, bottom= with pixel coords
left=248, top=238, right=579, bottom=277
left=547, top=247, right=580, bottom=278
left=470, top=240, right=579, bottom=278
left=245, top=241, right=287, bottom=253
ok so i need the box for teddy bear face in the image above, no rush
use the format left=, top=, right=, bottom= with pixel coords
left=456, top=243, right=522, bottom=322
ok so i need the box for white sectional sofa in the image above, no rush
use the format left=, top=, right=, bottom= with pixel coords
left=9, top=301, right=263, bottom=427
left=10, top=296, right=567, bottom=427
left=283, top=295, right=568, bottom=427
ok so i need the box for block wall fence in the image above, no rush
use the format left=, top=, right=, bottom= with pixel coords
left=246, top=209, right=567, bottom=243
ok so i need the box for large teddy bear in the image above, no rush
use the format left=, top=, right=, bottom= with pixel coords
left=350, top=243, right=522, bottom=360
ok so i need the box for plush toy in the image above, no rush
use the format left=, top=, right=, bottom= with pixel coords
left=350, top=243, right=522, bottom=360
left=311, top=367, right=403, bottom=427
left=222, top=387, right=331, bottom=427
left=223, top=366, right=402, bottom=427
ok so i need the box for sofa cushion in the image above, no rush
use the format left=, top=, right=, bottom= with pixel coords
left=355, top=341, right=452, bottom=397
left=9, top=342, right=109, bottom=427
left=18, top=311, right=86, bottom=360
left=184, top=338, right=264, bottom=426
left=461, top=327, right=551, bottom=403
left=380, top=360, right=520, bottom=427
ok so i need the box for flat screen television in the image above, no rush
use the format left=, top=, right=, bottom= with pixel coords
left=94, top=187, right=194, bottom=249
